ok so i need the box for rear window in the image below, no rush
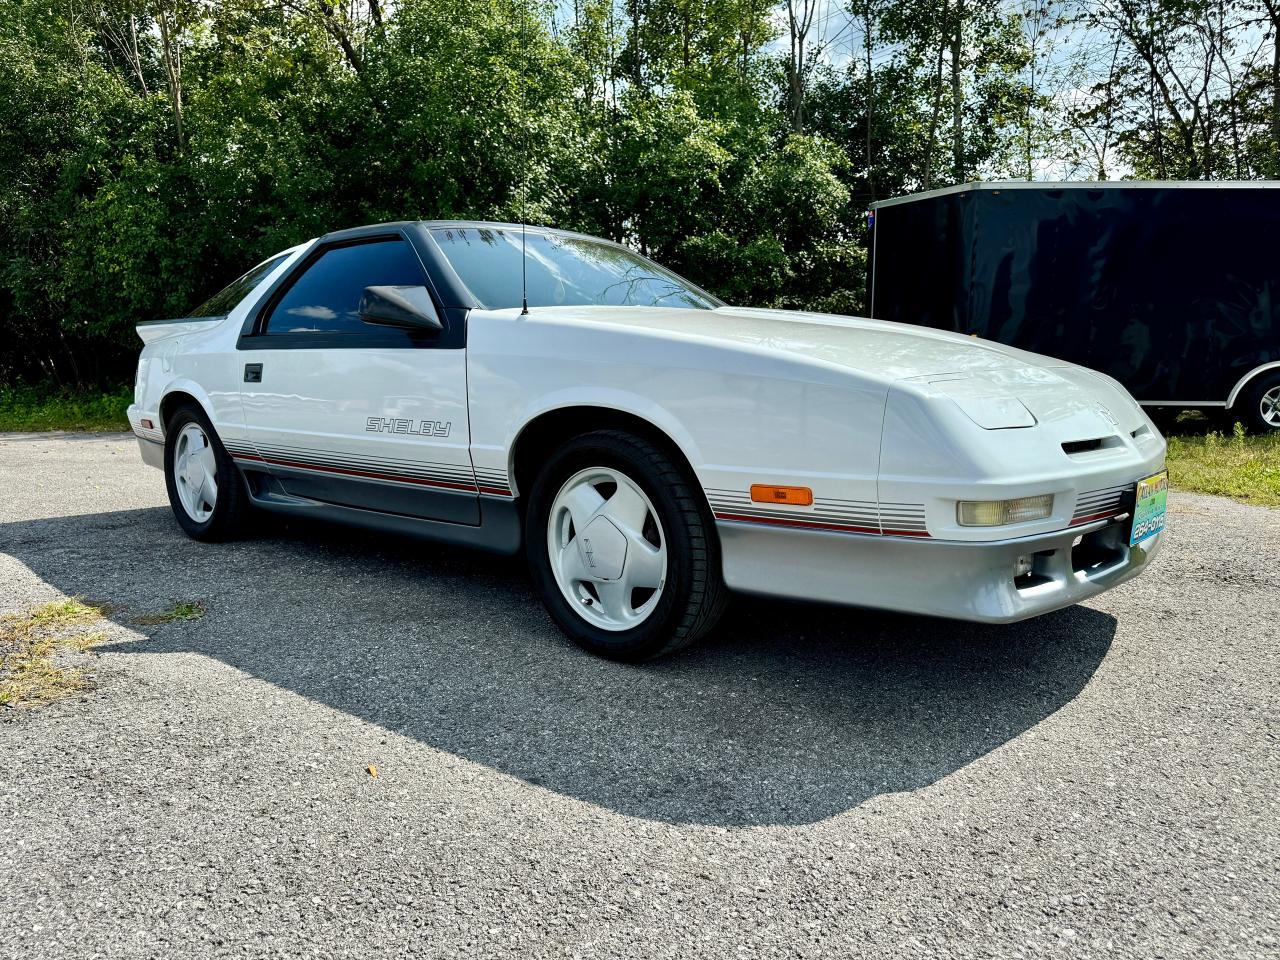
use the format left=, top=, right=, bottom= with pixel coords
left=188, top=254, right=289, bottom=318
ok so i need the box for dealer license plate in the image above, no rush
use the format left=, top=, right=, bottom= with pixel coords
left=1130, top=470, right=1168, bottom=547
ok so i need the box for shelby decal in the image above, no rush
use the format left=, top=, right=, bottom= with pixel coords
left=365, top=417, right=452, bottom=438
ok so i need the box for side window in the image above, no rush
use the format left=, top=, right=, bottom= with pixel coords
left=264, top=238, right=427, bottom=335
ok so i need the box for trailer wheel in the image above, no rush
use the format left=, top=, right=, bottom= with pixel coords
left=1236, top=371, right=1280, bottom=434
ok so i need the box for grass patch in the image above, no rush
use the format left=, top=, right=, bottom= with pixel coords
left=0, top=384, right=132, bottom=432
left=131, top=600, right=205, bottom=626
left=1166, top=420, right=1280, bottom=507
left=0, top=598, right=111, bottom=709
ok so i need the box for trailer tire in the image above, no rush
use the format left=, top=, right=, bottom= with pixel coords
left=1235, top=371, right=1280, bottom=434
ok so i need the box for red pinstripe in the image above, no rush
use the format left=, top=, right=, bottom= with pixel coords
left=713, top=510, right=931, bottom=538
left=232, top=453, right=476, bottom=492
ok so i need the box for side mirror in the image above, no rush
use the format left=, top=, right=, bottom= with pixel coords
left=359, top=285, right=444, bottom=332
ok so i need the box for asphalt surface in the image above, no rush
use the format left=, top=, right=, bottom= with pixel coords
left=0, top=432, right=1276, bottom=959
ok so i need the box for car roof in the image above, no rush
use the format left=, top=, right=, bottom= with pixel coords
left=318, top=220, right=618, bottom=248
left=305, top=220, right=723, bottom=312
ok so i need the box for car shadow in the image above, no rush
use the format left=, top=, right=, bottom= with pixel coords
left=0, top=506, right=1117, bottom=827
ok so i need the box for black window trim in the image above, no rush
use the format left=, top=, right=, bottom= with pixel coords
left=236, top=226, right=465, bottom=351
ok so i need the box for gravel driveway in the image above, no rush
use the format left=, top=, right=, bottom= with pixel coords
left=1, top=432, right=1276, bottom=959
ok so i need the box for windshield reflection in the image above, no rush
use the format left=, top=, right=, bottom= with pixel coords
left=431, top=227, right=718, bottom=311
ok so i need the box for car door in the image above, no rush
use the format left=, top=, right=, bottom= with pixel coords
left=235, top=232, right=478, bottom=524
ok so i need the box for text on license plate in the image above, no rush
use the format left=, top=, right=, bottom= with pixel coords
left=1130, top=470, right=1168, bottom=546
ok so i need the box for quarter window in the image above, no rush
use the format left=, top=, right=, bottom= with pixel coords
left=264, top=238, right=428, bottom=335
left=189, top=254, right=288, bottom=318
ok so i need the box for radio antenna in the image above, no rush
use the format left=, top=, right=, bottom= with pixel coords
left=520, top=218, right=528, bottom=316
left=519, top=0, right=530, bottom=316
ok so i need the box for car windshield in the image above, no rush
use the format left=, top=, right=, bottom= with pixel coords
left=430, top=227, right=719, bottom=311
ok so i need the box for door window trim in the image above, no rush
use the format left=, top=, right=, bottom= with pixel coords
left=237, top=230, right=465, bottom=350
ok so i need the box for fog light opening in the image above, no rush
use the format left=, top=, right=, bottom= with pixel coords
left=957, top=494, right=1054, bottom=527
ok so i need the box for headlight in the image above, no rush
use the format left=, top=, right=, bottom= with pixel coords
left=957, top=494, right=1054, bottom=526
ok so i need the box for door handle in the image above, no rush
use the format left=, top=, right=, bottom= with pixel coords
left=244, top=363, right=263, bottom=383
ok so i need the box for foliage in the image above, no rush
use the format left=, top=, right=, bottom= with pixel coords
left=1166, top=420, right=1280, bottom=507
left=0, top=384, right=132, bottom=432
left=0, top=598, right=109, bottom=708
left=131, top=600, right=206, bottom=625
left=1, top=0, right=1279, bottom=391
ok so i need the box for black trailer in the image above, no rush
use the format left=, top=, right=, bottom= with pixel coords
left=867, top=182, right=1280, bottom=432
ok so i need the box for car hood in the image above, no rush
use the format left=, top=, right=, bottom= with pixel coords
left=528, top=304, right=1145, bottom=433
left=536, top=303, right=1066, bottom=379
left=706, top=305, right=1063, bottom=376
left=714, top=306, right=1151, bottom=435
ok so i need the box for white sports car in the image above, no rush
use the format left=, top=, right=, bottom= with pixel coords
left=128, top=221, right=1168, bottom=660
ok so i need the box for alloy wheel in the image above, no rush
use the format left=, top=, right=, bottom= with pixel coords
left=1260, top=385, right=1280, bottom=428
left=547, top=466, right=667, bottom=631
left=173, top=421, right=218, bottom=523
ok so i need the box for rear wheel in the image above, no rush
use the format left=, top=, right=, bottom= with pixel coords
left=525, top=430, right=728, bottom=661
left=1235, top=371, right=1280, bottom=434
left=163, top=403, right=250, bottom=541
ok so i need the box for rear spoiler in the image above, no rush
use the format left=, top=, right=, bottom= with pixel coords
left=135, top=315, right=224, bottom=345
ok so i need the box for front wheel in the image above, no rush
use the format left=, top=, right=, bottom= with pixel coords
left=525, top=430, right=728, bottom=661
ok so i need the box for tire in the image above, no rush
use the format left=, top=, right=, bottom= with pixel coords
left=1234, top=371, right=1280, bottom=434
left=163, top=403, right=251, bottom=541
left=525, top=429, right=728, bottom=662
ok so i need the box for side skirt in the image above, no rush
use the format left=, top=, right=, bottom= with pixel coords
left=239, top=468, right=522, bottom=555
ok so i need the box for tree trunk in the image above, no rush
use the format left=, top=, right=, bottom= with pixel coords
left=1025, top=18, right=1036, bottom=181
left=56, top=329, right=83, bottom=390
left=1271, top=2, right=1280, bottom=175
left=157, top=10, right=184, bottom=154
left=315, top=0, right=384, bottom=112
left=129, top=15, right=149, bottom=96
left=950, top=0, right=964, bottom=182
left=922, top=6, right=947, bottom=191
left=786, top=0, right=815, bottom=134
left=1126, top=12, right=1201, bottom=177
left=628, top=0, right=645, bottom=92
left=681, top=1, right=691, bottom=71
left=863, top=0, right=876, bottom=202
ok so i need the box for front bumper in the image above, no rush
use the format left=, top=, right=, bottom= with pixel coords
left=717, top=513, right=1164, bottom=623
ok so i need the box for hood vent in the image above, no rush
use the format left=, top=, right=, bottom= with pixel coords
left=1062, top=435, right=1124, bottom=456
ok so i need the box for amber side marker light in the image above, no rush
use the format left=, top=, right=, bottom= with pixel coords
left=750, top=484, right=814, bottom=506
